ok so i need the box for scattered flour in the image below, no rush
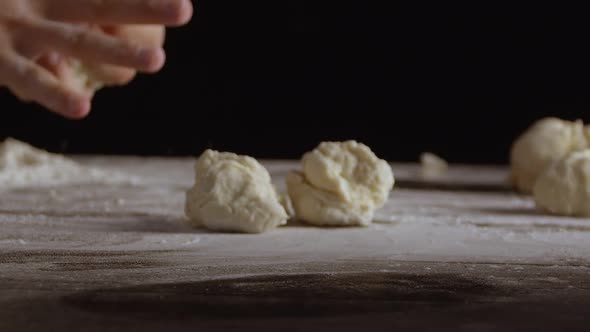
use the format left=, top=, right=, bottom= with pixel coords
left=0, top=138, right=139, bottom=190
left=1, top=159, right=589, bottom=264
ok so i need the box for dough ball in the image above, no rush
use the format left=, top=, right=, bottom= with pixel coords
left=287, top=141, right=395, bottom=226
left=287, top=171, right=376, bottom=226
left=510, top=117, right=587, bottom=193
left=302, top=141, right=394, bottom=206
left=185, top=150, right=288, bottom=233
left=533, top=150, right=590, bottom=217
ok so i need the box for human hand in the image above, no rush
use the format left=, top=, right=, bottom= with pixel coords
left=38, top=25, right=166, bottom=96
left=0, top=0, right=192, bottom=119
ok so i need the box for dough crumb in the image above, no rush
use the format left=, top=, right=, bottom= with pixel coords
left=277, top=190, right=295, bottom=219
left=185, top=150, right=288, bottom=233
left=286, top=140, right=395, bottom=226
left=68, top=59, right=104, bottom=93
left=420, top=152, right=448, bottom=178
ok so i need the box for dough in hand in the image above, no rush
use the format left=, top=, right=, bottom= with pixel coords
left=66, top=25, right=165, bottom=93
left=287, top=141, right=395, bottom=226
left=68, top=59, right=104, bottom=93
left=510, top=117, right=587, bottom=193
left=185, top=150, right=288, bottom=233
left=533, top=150, right=590, bottom=217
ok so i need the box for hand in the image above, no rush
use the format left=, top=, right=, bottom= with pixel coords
left=0, top=0, right=193, bottom=119
left=38, top=25, right=166, bottom=94
left=83, top=25, right=167, bottom=87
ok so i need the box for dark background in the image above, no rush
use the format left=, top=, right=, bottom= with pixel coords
left=1, top=2, right=590, bottom=164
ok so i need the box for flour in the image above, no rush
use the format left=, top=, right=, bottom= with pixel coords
left=1, top=159, right=589, bottom=264
left=0, top=138, right=139, bottom=190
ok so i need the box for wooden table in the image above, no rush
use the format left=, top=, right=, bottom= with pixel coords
left=1, top=157, right=589, bottom=331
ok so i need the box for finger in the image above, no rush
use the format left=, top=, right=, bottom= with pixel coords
left=83, top=63, right=136, bottom=86
left=105, top=25, right=166, bottom=47
left=43, top=0, right=193, bottom=26
left=88, top=25, right=165, bottom=85
left=36, top=52, right=68, bottom=79
left=37, top=54, right=103, bottom=94
left=21, top=20, right=165, bottom=73
left=81, top=25, right=167, bottom=86
left=0, top=52, right=91, bottom=119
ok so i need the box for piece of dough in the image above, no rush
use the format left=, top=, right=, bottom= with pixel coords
left=510, top=117, right=587, bottom=193
left=533, top=149, right=590, bottom=217
left=68, top=59, right=104, bottom=93
left=287, top=171, right=376, bottom=226
left=184, top=150, right=288, bottom=233
left=420, top=152, right=448, bottom=178
left=287, top=141, right=395, bottom=226
left=277, top=190, right=295, bottom=219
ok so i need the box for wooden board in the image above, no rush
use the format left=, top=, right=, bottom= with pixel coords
left=1, top=157, right=589, bottom=331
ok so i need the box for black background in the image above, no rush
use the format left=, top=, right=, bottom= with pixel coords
left=1, top=2, right=590, bottom=164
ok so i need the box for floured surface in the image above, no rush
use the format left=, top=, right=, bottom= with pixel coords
left=0, top=140, right=139, bottom=189
left=1, top=157, right=588, bottom=264
left=1, top=157, right=589, bottom=331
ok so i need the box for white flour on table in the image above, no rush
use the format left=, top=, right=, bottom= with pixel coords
left=0, top=138, right=139, bottom=190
